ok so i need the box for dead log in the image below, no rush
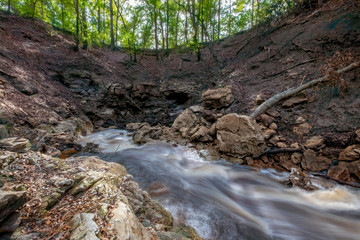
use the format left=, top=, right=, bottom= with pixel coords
left=250, top=61, right=360, bottom=120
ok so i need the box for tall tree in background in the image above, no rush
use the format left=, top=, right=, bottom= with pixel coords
left=110, top=0, right=115, bottom=49
left=0, top=0, right=302, bottom=53
left=75, top=0, right=80, bottom=51
left=217, top=0, right=220, bottom=41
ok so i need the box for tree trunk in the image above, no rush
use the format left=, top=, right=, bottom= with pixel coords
left=166, top=0, right=169, bottom=51
left=110, top=0, right=115, bottom=50
left=115, top=4, right=119, bottom=44
left=7, top=0, right=10, bottom=12
left=175, top=12, right=179, bottom=48
left=159, top=10, right=165, bottom=50
left=82, top=3, right=88, bottom=50
left=103, top=0, right=106, bottom=43
left=75, top=0, right=80, bottom=51
left=228, top=0, right=231, bottom=35
left=185, top=12, right=188, bottom=44
left=217, top=0, right=220, bottom=41
left=61, top=1, right=65, bottom=29
left=250, top=62, right=360, bottom=120
left=97, top=6, right=101, bottom=33
left=154, top=9, right=159, bottom=60
left=32, top=0, right=37, bottom=18
left=251, top=0, right=254, bottom=28
left=40, top=0, right=44, bottom=20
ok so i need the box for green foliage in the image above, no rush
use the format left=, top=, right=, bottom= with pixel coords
left=0, top=0, right=306, bottom=52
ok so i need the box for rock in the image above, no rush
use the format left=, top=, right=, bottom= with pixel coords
left=291, top=153, right=302, bottom=165
left=266, top=109, right=280, bottom=118
left=255, top=94, right=264, bottom=105
left=278, top=154, right=299, bottom=171
left=189, top=105, right=204, bottom=113
left=295, top=116, right=306, bottom=124
left=304, top=136, right=324, bottom=149
left=288, top=168, right=313, bottom=189
left=172, top=108, right=200, bottom=134
left=269, top=123, right=278, bottom=130
left=301, top=149, right=332, bottom=172
left=346, top=160, right=360, bottom=180
left=190, top=126, right=212, bottom=142
left=202, top=109, right=217, bottom=123
left=0, top=212, right=21, bottom=234
left=0, top=137, right=31, bottom=153
left=126, top=123, right=144, bottom=131
left=98, top=108, right=115, bottom=119
left=290, top=143, right=300, bottom=149
left=70, top=156, right=127, bottom=177
left=98, top=203, right=110, bottom=218
left=70, top=213, right=99, bottom=240
left=70, top=171, right=104, bottom=195
left=282, top=94, right=308, bottom=107
left=0, top=151, right=17, bottom=169
left=277, top=142, right=288, bottom=148
left=209, top=123, right=216, bottom=136
left=157, top=231, right=191, bottom=240
left=216, top=114, right=266, bottom=157
left=202, top=85, right=234, bottom=109
left=338, top=145, right=360, bottom=161
left=0, top=190, right=26, bottom=223
left=328, top=164, right=351, bottom=182
left=262, top=128, right=276, bottom=140
left=133, top=124, right=165, bottom=144
left=293, top=123, right=312, bottom=136
left=172, top=224, right=202, bottom=240
left=269, top=135, right=280, bottom=146
left=0, top=125, right=9, bottom=139
left=108, top=201, right=153, bottom=240
left=356, top=129, right=360, bottom=142
left=245, top=157, right=254, bottom=166
left=258, top=114, right=275, bottom=127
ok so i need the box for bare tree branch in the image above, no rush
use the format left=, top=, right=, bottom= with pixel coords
left=250, top=61, right=360, bottom=120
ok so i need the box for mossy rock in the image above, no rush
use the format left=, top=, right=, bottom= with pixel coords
left=145, top=199, right=174, bottom=227
left=173, top=224, right=202, bottom=240
left=70, top=172, right=104, bottom=196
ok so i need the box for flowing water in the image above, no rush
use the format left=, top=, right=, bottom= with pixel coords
left=79, top=129, right=360, bottom=240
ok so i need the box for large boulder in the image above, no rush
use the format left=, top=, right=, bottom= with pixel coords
left=301, top=149, right=332, bottom=172
left=216, top=114, right=266, bottom=157
left=202, top=85, right=234, bottom=109
left=0, top=137, right=31, bottom=153
left=172, top=106, right=208, bottom=138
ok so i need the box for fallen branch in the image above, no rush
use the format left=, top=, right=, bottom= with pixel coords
left=256, top=147, right=302, bottom=158
left=250, top=61, right=360, bottom=120
left=311, top=173, right=360, bottom=188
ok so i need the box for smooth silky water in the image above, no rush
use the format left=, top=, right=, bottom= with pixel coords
left=79, top=129, right=360, bottom=240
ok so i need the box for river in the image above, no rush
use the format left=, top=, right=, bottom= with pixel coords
left=79, top=129, right=360, bottom=240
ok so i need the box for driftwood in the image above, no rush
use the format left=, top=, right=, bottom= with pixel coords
left=250, top=61, right=360, bottom=120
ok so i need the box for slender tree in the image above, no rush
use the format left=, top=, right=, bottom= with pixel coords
left=75, top=0, right=80, bottom=51
left=110, top=0, right=115, bottom=49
